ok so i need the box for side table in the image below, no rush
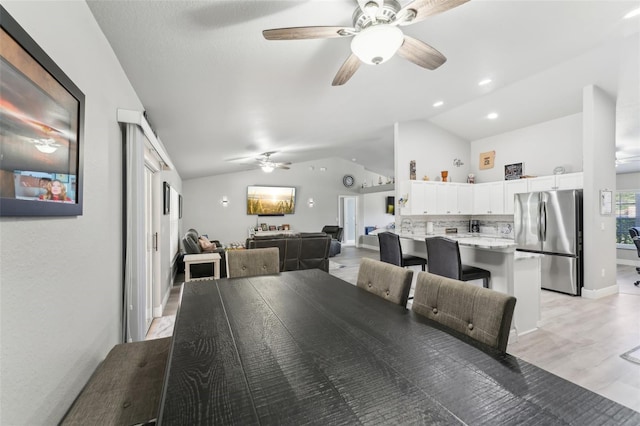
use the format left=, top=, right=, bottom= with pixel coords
left=184, top=253, right=221, bottom=282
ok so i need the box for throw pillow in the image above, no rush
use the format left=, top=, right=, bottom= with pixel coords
left=198, top=236, right=217, bottom=252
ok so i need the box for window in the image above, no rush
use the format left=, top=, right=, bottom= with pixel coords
left=615, top=190, right=639, bottom=245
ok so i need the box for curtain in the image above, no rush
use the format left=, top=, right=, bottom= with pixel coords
left=123, top=123, right=147, bottom=342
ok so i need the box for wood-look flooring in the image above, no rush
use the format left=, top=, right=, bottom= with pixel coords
left=147, top=246, right=640, bottom=413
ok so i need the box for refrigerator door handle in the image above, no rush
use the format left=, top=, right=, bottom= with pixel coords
left=541, top=201, right=547, bottom=242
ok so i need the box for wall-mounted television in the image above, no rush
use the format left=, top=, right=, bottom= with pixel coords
left=247, top=185, right=296, bottom=216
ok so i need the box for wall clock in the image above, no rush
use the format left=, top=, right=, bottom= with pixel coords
left=342, top=175, right=355, bottom=188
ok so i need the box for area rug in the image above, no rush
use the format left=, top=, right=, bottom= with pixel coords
left=620, top=345, right=640, bottom=365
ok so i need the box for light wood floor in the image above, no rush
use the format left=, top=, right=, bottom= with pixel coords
left=148, top=246, right=640, bottom=413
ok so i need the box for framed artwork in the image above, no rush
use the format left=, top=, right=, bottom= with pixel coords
left=163, top=182, right=170, bottom=215
left=504, top=162, right=523, bottom=180
left=0, top=6, right=85, bottom=216
left=178, top=194, right=183, bottom=219
left=282, top=224, right=290, bottom=230
left=600, top=190, right=613, bottom=215
left=479, top=151, right=495, bottom=170
left=260, top=223, right=268, bottom=231
left=268, top=225, right=276, bottom=231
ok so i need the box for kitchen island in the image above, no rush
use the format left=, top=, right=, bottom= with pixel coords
left=370, top=229, right=540, bottom=337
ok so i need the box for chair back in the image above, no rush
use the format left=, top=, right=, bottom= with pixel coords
left=412, top=272, right=516, bottom=353
left=321, top=225, right=343, bottom=241
left=630, top=228, right=640, bottom=256
left=377, top=232, right=403, bottom=266
left=356, top=258, right=414, bottom=306
left=425, top=237, right=462, bottom=280
left=226, top=247, right=280, bottom=278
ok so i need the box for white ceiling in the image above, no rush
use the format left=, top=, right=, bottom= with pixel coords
left=87, top=0, right=640, bottom=179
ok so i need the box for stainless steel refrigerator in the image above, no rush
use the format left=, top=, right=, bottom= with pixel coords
left=514, top=189, right=583, bottom=295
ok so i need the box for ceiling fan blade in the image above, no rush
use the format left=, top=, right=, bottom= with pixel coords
left=332, top=53, right=361, bottom=86
left=397, top=36, right=446, bottom=70
left=398, top=0, right=469, bottom=26
left=276, top=165, right=290, bottom=170
left=263, top=26, right=354, bottom=40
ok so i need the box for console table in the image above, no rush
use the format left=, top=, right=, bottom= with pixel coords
left=183, top=252, right=220, bottom=282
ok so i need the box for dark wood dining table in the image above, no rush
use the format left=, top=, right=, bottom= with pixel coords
left=158, top=269, right=640, bottom=425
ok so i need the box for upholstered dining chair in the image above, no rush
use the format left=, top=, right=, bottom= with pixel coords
left=226, top=247, right=280, bottom=278
left=425, top=236, right=491, bottom=288
left=412, top=272, right=516, bottom=353
left=377, top=232, right=427, bottom=271
left=356, top=258, right=414, bottom=306
left=629, top=227, right=640, bottom=287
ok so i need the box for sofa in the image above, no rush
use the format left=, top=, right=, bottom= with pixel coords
left=246, top=232, right=331, bottom=272
left=180, top=229, right=227, bottom=278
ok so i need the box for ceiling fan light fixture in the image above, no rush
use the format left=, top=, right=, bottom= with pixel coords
left=261, top=163, right=275, bottom=173
left=351, top=24, right=403, bottom=65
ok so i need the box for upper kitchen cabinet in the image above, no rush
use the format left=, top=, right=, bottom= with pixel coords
left=504, top=179, right=529, bottom=214
left=473, top=182, right=504, bottom=214
left=402, top=181, right=437, bottom=215
left=436, top=183, right=472, bottom=215
left=526, top=172, right=583, bottom=192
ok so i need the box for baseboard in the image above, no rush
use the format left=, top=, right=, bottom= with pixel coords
left=361, top=243, right=379, bottom=251
left=153, top=285, right=172, bottom=317
left=581, top=284, right=619, bottom=299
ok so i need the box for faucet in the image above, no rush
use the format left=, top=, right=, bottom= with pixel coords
left=401, top=218, right=413, bottom=234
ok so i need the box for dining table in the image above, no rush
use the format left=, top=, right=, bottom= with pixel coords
left=157, top=269, right=640, bottom=425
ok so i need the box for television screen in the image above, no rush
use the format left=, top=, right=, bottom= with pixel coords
left=247, top=185, right=296, bottom=216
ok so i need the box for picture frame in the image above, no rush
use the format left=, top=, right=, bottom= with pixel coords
left=178, top=194, right=183, bottom=219
left=600, top=189, right=613, bottom=215
left=163, top=182, right=170, bottom=215
left=0, top=6, right=85, bottom=216
left=282, top=224, right=290, bottom=230
left=504, top=162, right=523, bottom=180
left=260, top=223, right=268, bottom=231
left=479, top=151, right=495, bottom=170
left=268, top=225, right=277, bottom=231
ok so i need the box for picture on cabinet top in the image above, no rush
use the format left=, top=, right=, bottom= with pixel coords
left=504, top=163, right=523, bottom=180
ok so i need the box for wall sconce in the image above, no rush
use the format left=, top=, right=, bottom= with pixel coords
left=308, top=198, right=314, bottom=208
left=453, top=158, right=464, bottom=167
left=220, top=196, right=229, bottom=207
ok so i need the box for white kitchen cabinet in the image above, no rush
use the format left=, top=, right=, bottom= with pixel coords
left=504, top=180, right=529, bottom=214
left=406, top=181, right=438, bottom=215
left=457, top=184, right=473, bottom=214
left=473, top=182, right=504, bottom=214
left=526, top=172, right=583, bottom=192
left=435, top=183, right=473, bottom=215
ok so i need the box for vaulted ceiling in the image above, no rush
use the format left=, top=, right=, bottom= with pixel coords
left=87, top=0, right=640, bottom=179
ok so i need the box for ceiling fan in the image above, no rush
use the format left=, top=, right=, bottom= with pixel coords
left=263, top=0, right=470, bottom=86
left=255, top=152, right=291, bottom=173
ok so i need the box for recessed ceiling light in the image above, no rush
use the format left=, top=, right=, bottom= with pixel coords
left=624, top=7, right=640, bottom=19
left=487, top=112, right=499, bottom=120
left=433, top=101, right=444, bottom=107
left=351, top=158, right=357, bottom=162
left=478, top=78, right=492, bottom=86
left=320, top=167, right=327, bottom=172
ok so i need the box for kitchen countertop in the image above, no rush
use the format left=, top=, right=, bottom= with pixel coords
left=370, top=229, right=517, bottom=250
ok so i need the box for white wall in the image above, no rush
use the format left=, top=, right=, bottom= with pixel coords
left=470, top=113, right=583, bottom=182
left=582, top=85, right=617, bottom=295
left=0, top=2, right=167, bottom=423
left=394, top=120, right=471, bottom=184
left=363, top=190, right=395, bottom=230
left=182, top=157, right=371, bottom=244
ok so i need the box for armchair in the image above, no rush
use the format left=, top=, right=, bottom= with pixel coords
left=321, top=225, right=343, bottom=257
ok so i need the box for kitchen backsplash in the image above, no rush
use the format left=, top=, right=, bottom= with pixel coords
left=398, top=215, right=514, bottom=238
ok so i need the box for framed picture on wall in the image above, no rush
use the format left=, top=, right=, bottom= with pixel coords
left=0, top=6, right=85, bottom=217
left=179, top=194, right=183, bottom=219
left=163, top=182, right=170, bottom=214
left=504, top=162, right=523, bottom=180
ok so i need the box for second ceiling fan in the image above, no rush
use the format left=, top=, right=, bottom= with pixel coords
left=263, top=0, right=470, bottom=86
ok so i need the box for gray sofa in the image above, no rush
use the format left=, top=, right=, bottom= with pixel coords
left=246, top=232, right=331, bottom=272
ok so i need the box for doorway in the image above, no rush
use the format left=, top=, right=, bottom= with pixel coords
left=339, top=195, right=358, bottom=246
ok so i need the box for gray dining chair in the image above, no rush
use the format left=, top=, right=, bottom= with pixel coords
left=412, top=272, right=516, bottom=353
left=378, top=232, right=427, bottom=271
left=226, top=247, right=280, bottom=278
left=425, top=236, right=491, bottom=288
left=356, top=258, right=414, bottom=306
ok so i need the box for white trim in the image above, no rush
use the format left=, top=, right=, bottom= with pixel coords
left=117, top=109, right=176, bottom=171
left=361, top=243, right=380, bottom=251
left=581, top=284, right=619, bottom=299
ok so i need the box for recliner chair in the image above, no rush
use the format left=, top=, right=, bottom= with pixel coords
left=629, top=227, right=640, bottom=287
left=321, top=225, right=343, bottom=257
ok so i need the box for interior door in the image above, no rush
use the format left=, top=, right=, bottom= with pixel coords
left=339, top=196, right=357, bottom=246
